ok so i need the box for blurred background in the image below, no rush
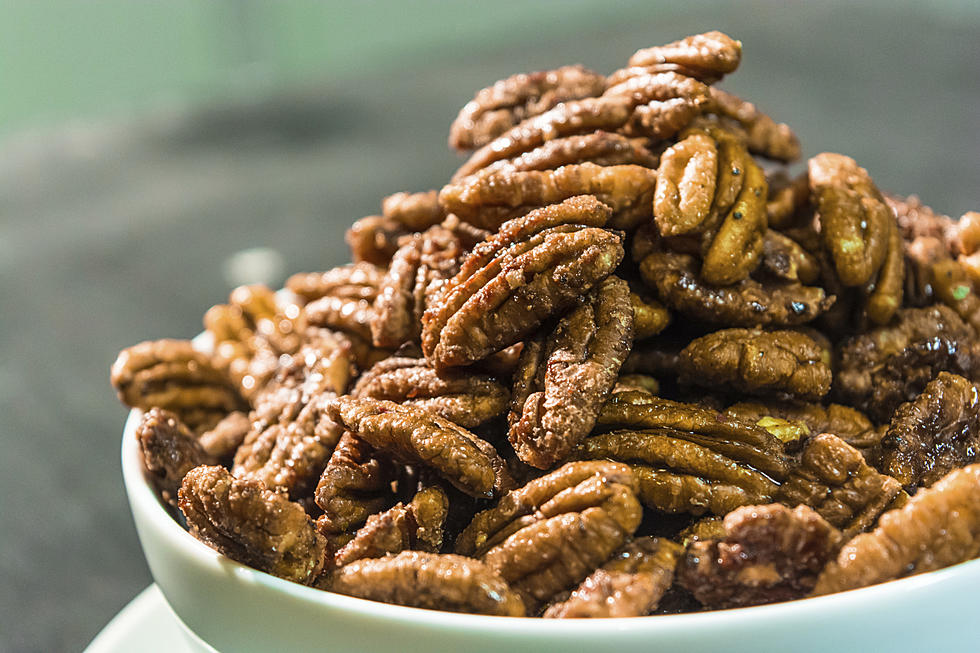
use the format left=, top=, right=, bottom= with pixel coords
left=0, top=1, right=978, bottom=650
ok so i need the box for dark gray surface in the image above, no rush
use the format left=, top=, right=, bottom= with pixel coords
left=1, top=4, right=978, bottom=651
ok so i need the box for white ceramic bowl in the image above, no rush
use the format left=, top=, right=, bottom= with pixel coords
left=122, top=408, right=980, bottom=653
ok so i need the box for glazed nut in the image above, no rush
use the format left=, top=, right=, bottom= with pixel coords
left=135, top=408, right=218, bottom=506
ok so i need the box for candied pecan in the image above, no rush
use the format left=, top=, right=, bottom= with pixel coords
left=766, top=171, right=809, bottom=230
left=543, top=537, right=683, bottom=618
left=482, top=131, right=660, bottom=176
left=314, top=431, right=395, bottom=536
left=509, top=276, right=633, bottom=469
left=136, top=408, right=218, bottom=506
left=778, top=434, right=904, bottom=539
left=621, top=340, right=682, bottom=378
left=677, top=328, right=832, bottom=400
left=619, top=31, right=742, bottom=84
left=198, top=410, right=251, bottom=459
left=705, top=88, right=800, bottom=162
left=381, top=190, right=444, bottom=231
left=930, top=257, right=980, bottom=332
left=629, top=290, right=670, bottom=339
left=449, top=64, right=607, bottom=151
left=332, top=485, right=449, bottom=568
left=327, top=551, right=526, bottom=616
left=813, top=464, right=980, bottom=595
left=328, top=397, right=511, bottom=498
left=835, top=304, right=980, bottom=422
left=110, top=339, right=246, bottom=432
left=639, top=251, right=833, bottom=327
left=440, top=163, right=656, bottom=231
left=604, top=72, right=712, bottom=141
left=679, top=516, right=726, bottom=544
left=345, top=215, right=410, bottom=266
left=458, top=462, right=642, bottom=610
left=888, top=193, right=957, bottom=247
left=352, top=357, right=508, bottom=428
left=864, top=213, right=904, bottom=325
left=809, top=152, right=890, bottom=287
left=178, top=465, right=326, bottom=584
left=304, top=294, right=374, bottom=342
left=285, top=263, right=384, bottom=304
left=422, top=198, right=623, bottom=368
left=879, top=372, right=980, bottom=489
left=653, top=131, right=718, bottom=236
left=724, top=400, right=881, bottom=451
left=677, top=504, right=841, bottom=609
left=761, top=230, right=820, bottom=285
left=612, top=374, right=661, bottom=396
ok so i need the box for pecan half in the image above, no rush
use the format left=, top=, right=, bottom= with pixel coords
left=724, top=400, right=881, bottom=452
left=327, top=551, right=526, bottom=616
left=136, top=408, right=218, bottom=506
left=604, top=72, right=712, bottom=141
left=761, top=230, right=820, bottom=285
left=481, top=131, right=660, bottom=176
left=509, top=275, right=634, bottom=469
left=314, top=431, right=395, bottom=537
left=178, top=465, right=326, bottom=584
left=617, top=31, right=742, bottom=84
left=285, top=263, right=384, bottom=304
left=381, top=189, right=444, bottom=230
left=345, top=215, right=410, bottom=266
left=706, top=88, right=800, bottom=162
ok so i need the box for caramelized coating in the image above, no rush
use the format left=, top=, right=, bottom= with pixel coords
left=724, top=400, right=880, bottom=452
left=761, top=230, right=820, bottom=285
left=836, top=304, right=980, bottom=422
left=449, top=64, right=607, bottom=151
left=880, top=372, right=980, bottom=489
left=622, top=31, right=742, bottom=83
left=136, top=408, right=218, bottom=506
left=865, top=213, right=905, bottom=325
left=285, top=263, right=384, bottom=304
left=678, top=328, right=832, bottom=400
left=198, top=411, right=251, bottom=459
left=543, top=537, right=683, bottom=618
left=345, top=215, right=410, bottom=266
left=314, top=432, right=394, bottom=536
left=110, top=339, right=246, bottom=433
left=481, top=131, right=660, bottom=175
left=440, top=163, right=656, bottom=231
left=678, top=504, right=841, bottom=608
left=328, top=397, right=511, bottom=498
left=353, top=357, right=509, bottom=428
left=509, top=276, right=634, bottom=469
left=381, top=190, right=444, bottom=231
left=327, top=551, right=526, bottom=616
left=178, top=465, right=326, bottom=584
left=423, top=199, right=623, bottom=368
left=778, top=434, right=904, bottom=539
left=705, top=88, right=800, bottom=162
left=813, top=464, right=980, bottom=595
left=604, top=72, right=712, bottom=141
left=639, top=251, right=833, bottom=327
left=653, top=131, right=718, bottom=236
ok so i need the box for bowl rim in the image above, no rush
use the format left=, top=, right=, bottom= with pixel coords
left=122, top=405, right=980, bottom=630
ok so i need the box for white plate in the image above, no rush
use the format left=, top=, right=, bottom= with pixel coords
left=84, top=585, right=209, bottom=653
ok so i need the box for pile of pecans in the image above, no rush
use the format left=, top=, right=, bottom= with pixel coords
left=111, top=31, right=980, bottom=618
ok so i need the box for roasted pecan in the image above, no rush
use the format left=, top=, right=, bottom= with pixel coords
left=705, top=88, right=800, bottom=162
left=652, top=131, right=718, bottom=236
left=930, top=257, right=980, bottom=332
left=604, top=72, right=712, bottom=141
left=381, top=190, right=444, bottom=231
left=724, top=400, right=881, bottom=452
left=345, top=215, right=410, bottom=266
left=178, top=465, right=326, bottom=584
left=328, top=397, right=511, bottom=498
left=835, top=304, right=980, bottom=422
left=352, top=357, right=508, bottom=428
left=305, top=294, right=375, bottom=342
left=612, top=374, right=661, bottom=396
left=110, top=339, right=246, bottom=432
left=314, top=431, right=395, bottom=536
left=327, top=551, right=526, bottom=616
left=812, top=464, right=980, bottom=596
left=543, top=537, right=683, bottom=618
left=880, top=372, right=980, bottom=489
left=285, top=263, right=384, bottom=304
left=457, top=461, right=642, bottom=610
left=864, top=212, right=904, bottom=325
left=615, top=31, right=742, bottom=84
left=136, top=408, right=218, bottom=506
left=766, top=171, right=809, bottom=230
left=639, top=251, right=833, bottom=327
left=629, top=290, right=671, bottom=340
left=422, top=197, right=623, bottom=368
left=481, top=131, right=660, bottom=176
left=198, top=411, right=251, bottom=459
left=677, top=328, right=832, bottom=400
left=778, top=434, right=904, bottom=539
left=509, top=276, right=633, bottom=469
left=449, top=64, right=607, bottom=151
left=888, top=193, right=957, bottom=247
left=761, top=230, right=820, bottom=285
left=677, top=504, right=841, bottom=609
left=440, top=163, right=656, bottom=231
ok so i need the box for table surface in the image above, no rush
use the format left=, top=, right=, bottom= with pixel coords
left=2, top=4, right=978, bottom=651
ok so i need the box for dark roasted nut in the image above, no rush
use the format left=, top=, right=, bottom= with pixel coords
left=836, top=304, right=980, bottom=422
left=352, top=357, right=509, bottom=428
left=677, top=328, right=832, bottom=400
left=809, top=152, right=890, bottom=287
left=110, top=339, right=246, bottom=432
left=136, top=408, right=218, bottom=506
left=178, top=465, right=326, bottom=584
left=482, top=131, right=660, bottom=175
left=449, top=64, right=607, bottom=151
left=778, top=434, right=904, bottom=539
left=621, top=341, right=682, bottom=378
left=440, top=163, right=656, bottom=231
left=617, top=31, right=742, bottom=84
left=724, top=400, right=881, bottom=452
left=458, top=461, right=642, bottom=610
left=327, top=551, right=526, bottom=616
left=678, top=504, right=841, bottom=608
left=381, top=190, right=444, bottom=231
left=813, top=464, right=980, bottom=596
left=423, top=197, right=623, bottom=368
left=509, top=276, right=633, bottom=469
left=761, top=230, right=820, bottom=285
left=314, top=432, right=395, bottom=537
left=345, top=215, right=410, bottom=266
left=328, top=397, right=511, bottom=498
left=285, top=263, right=385, bottom=304
left=639, top=251, right=833, bottom=327
left=332, top=485, right=449, bottom=568
left=766, top=171, right=809, bottom=230
left=880, top=372, right=980, bottom=489
left=705, top=88, right=800, bottom=162
left=543, top=537, right=683, bottom=618
left=629, top=290, right=671, bottom=340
